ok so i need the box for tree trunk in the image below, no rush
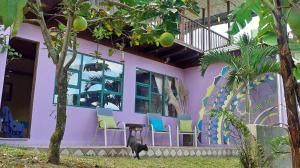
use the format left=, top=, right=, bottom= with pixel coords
left=48, top=70, right=68, bottom=164
left=273, top=1, right=300, bottom=167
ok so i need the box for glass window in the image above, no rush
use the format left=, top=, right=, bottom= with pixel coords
left=105, top=61, right=123, bottom=78
left=82, top=56, right=103, bottom=81
left=65, top=52, right=82, bottom=70
left=104, top=79, right=121, bottom=93
left=136, top=69, right=150, bottom=84
left=67, top=88, right=80, bottom=106
left=135, top=68, right=180, bottom=117
left=152, top=73, right=163, bottom=94
left=136, top=85, right=149, bottom=97
left=150, top=94, right=162, bottom=114
left=135, top=98, right=149, bottom=113
left=54, top=52, right=124, bottom=110
left=67, top=71, right=79, bottom=86
left=103, top=93, right=122, bottom=111
left=80, top=81, right=102, bottom=107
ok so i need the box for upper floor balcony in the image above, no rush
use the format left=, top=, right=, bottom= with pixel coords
left=41, top=0, right=234, bottom=68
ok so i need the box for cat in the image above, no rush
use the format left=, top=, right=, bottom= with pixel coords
left=127, top=135, right=148, bottom=159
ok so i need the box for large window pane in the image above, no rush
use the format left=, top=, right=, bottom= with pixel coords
left=136, top=85, right=149, bottom=97
left=82, top=56, right=103, bottom=81
left=54, top=52, right=124, bottom=111
left=104, top=61, right=123, bottom=78
left=135, top=99, right=149, bottom=113
left=80, top=81, right=102, bottom=107
left=67, top=88, right=79, bottom=106
left=104, top=79, right=121, bottom=93
left=136, top=69, right=150, bottom=84
left=152, top=73, right=163, bottom=94
left=150, top=94, right=162, bottom=114
left=65, top=52, right=81, bottom=70
left=67, top=71, right=79, bottom=86
left=53, top=87, right=79, bottom=106
left=103, top=93, right=122, bottom=111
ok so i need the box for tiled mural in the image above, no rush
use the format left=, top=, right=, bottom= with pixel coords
left=198, top=66, right=279, bottom=145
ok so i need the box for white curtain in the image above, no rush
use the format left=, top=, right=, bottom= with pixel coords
left=154, top=74, right=163, bottom=94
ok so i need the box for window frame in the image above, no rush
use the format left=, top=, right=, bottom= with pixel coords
left=135, top=68, right=177, bottom=117
left=53, top=51, right=124, bottom=111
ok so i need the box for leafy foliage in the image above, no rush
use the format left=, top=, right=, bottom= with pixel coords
left=201, top=34, right=279, bottom=91
left=228, top=0, right=300, bottom=77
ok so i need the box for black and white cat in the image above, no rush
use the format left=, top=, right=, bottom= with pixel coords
left=127, top=135, right=148, bottom=159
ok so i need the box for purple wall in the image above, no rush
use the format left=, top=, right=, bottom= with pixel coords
left=0, top=27, right=9, bottom=104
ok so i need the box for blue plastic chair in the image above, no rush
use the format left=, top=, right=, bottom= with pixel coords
left=0, top=106, right=25, bottom=138
left=147, top=113, right=172, bottom=146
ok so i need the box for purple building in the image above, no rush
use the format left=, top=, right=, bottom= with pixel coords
left=0, top=1, right=286, bottom=152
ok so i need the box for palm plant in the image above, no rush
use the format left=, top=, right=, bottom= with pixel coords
left=201, top=34, right=280, bottom=123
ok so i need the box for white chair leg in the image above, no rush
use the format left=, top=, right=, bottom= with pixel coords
left=177, top=126, right=179, bottom=147
left=151, top=125, right=155, bottom=146
left=194, top=126, right=197, bottom=147
left=104, top=122, right=107, bottom=147
left=168, top=125, right=172, bottom=147
left=123, top=122, right=126, bottom=147
left=93, top=126, right=98, bottom=144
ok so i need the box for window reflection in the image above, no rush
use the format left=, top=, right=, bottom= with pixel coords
left=67, top=71, right=79, bottom=86
left=65, top=52, right=82, bottom=70
left=82, top=56, right=104, bottom=81
left=54, top=52, right=124, bottom=110
left=136, top=85, right=149, bottom=97
left=135, top=99, right=149, bottom=113
left=80, top=81, right=102, bottom=107
left=105, top=61, right=123, bottom=78
left=136, top=69, right=150, bottom=84
left=104, top=79, right=121, bottom=93
left=103, top=93, right=122, bottom=111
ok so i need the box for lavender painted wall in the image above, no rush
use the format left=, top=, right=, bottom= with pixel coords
left=0, top=27, right=9, bottom=105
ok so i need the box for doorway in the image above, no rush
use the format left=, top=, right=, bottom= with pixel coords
left=0, top=37, right=38, bottom=138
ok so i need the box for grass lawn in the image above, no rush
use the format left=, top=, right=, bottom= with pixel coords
left=0, top=145, right=241, bottom=168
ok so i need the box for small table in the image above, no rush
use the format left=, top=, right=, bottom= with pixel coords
left=126, top=123, right=145, bottom=144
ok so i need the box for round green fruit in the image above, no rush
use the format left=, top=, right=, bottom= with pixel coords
left=73, top=16, right=88, bottom=32
left=159, top=32, right=175, bottom=47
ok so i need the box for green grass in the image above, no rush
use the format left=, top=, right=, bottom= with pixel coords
left=0, top=145, right=241, bottom=168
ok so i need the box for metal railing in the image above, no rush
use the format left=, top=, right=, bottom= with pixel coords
left=178, top=15, right=229, bottom=52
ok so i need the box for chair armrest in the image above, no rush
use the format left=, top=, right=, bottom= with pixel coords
left=167, top=124, right=171, bottom=133
left=117, top=121, right=126, bottom=129
left=150, top=124, right=154, bottom=132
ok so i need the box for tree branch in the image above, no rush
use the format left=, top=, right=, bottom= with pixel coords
left=56, top=14, right=74, bottom=79
left=35, top=0, right=58, bottom=64
left=24, top=19, right=40, bottom=24
left=64, top=33, right=77, bottom=69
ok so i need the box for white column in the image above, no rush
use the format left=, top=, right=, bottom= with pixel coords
left=0, top=26, right=10, bottom=105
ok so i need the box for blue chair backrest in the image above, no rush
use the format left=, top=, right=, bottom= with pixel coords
left=147, top=113, right=162, bottom=121
left=96, top=107, right=113, bottom=116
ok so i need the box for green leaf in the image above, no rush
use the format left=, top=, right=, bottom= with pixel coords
left=261, top=32, right=277, bottom=46
left=0, top=0, right=19, bottom=28
left=288, top=8, right=300, bottom=40
left=108, top=48, right=115, bottom=57
left=11, top=0, right=27, bottom=37
left=292, top=67, right=300, bottom=80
